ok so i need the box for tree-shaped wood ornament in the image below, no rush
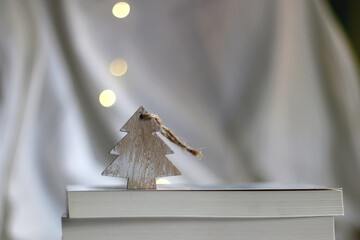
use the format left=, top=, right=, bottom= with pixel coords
left=102, top=106, right=181, bottom=189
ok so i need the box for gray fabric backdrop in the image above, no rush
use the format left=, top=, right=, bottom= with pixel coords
left=0, top=0, right=359, bottom=239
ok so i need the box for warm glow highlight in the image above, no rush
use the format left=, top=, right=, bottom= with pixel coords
left=112, top=2, right=130, bottom=18
left=109, top=58, right=128, bottom=76
left=99, top=89, right=116, bottom=107
left=156, top=178, right=171, bottom=185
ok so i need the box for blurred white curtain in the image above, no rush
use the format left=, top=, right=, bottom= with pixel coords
left=0, top=0, right=359, bottom=239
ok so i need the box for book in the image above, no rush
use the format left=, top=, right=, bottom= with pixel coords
left=66, top=184, right=343, bottom=219
left=62, top=216, right=335, bottom=240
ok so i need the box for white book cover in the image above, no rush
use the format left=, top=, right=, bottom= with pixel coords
left=62, top=216, right=335, bottom=240
left=66, top=183, right=344, bottom=219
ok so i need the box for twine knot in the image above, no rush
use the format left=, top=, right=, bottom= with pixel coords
left=140, top=113, right=202, bottom=157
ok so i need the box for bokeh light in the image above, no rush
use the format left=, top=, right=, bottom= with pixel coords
left=112, top=2, right=130, bottom=18
left=109, top=58, right=128, bottom=76
left=99, top=89, right=116, bottom=107
left=156, top=178, right=171, bottom=185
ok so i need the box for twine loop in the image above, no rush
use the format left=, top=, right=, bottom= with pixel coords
left=140, top=113, right=202, bottom=157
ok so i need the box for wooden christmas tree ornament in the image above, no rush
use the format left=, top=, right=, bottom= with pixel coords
left=102, top=106, right=183, bottom=189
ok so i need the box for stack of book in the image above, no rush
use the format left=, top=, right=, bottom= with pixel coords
left=62, top=183, right=344, bottom=240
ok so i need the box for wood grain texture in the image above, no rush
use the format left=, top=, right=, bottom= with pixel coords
left=102, top=106, right=181, bottom=189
